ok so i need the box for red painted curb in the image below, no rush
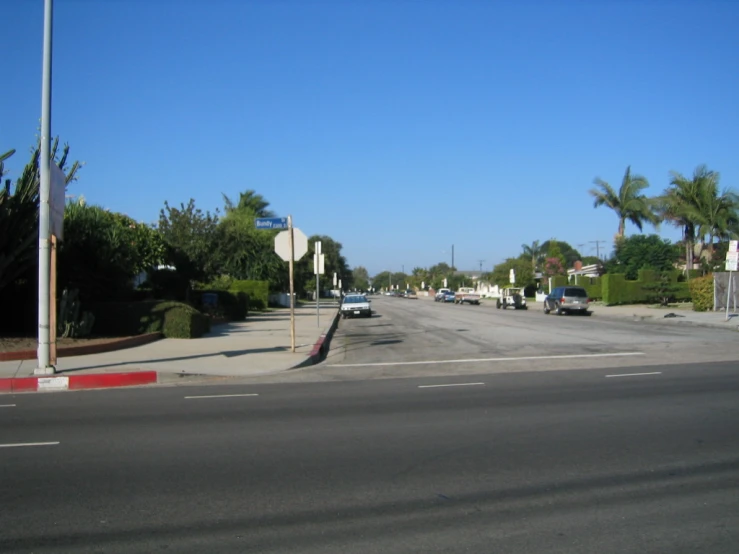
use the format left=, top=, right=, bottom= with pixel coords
left=0, top=333, right=163, bottom=362
left=0, top=371, right=158, bottom=393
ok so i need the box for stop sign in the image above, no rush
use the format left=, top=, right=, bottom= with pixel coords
left=274, top=227, right=308, bottom=262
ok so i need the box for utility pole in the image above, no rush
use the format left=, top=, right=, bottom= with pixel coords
left=451, top=244, right=455, bottom=269
left=478, top=259, right=485, bottom=273
left=36, top=0, right=54, bottom=375
left=589, top=240, right=607, bottom=260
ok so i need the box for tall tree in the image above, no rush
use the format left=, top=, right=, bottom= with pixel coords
left=158, top=199, right=220, bottom=296
left=657, top=165, right=726, bottom=271
left=589, top=166, right=659, bottom=240
left=538, top=240, right=582, bottom=268
left=352, top=266, right=370, bottom=291
left=222, top=190, right=275, bottom=218
left=605, top=234, right=680, bottom=280
left=521, top=240, right=543, bottom=269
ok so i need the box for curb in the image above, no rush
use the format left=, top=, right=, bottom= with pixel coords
left=0, top=333, right=163, bottom=362
left=0, top=371, right=158, bottom=394
left=294, top=309, right=341, bottom=369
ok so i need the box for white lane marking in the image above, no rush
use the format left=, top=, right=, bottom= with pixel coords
left=0, top=442, right=60, bottom=449
left=331, top=352, right=644, bottom=368
left=184, top=393, right=260, bottom=399
left=605, top=371, right=662, bottom=378
left=0, top=404, right=17, bottom=408
left=418, top=382, right=485, bottom=389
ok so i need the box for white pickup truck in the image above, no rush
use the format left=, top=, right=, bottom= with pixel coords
left=454, top=287, right=481, bottom=305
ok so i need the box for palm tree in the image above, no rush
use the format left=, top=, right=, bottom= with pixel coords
left=589, top=166, right=660, bottom=240
left=656, top=165, right=729, bottom=271
left=222, top=190, right=275, bottom=218
left=521, top=240, right=542, bottom=269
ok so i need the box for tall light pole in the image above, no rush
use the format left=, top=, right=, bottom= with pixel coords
left=36, top=0, right=54, bottom=375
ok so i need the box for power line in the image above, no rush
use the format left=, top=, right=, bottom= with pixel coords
left=589, top=240, right=607, bottom=260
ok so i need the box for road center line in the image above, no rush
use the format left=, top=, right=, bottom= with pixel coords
left=331, top=352, right=644, bottom=368
left=184, top=393, right=260, bottom=399
left=418, top=382, right=485, bottom=389
left=0, top=442, right=60, bottom=449
left=0, top=404, right=17, bottom=408
left=605, top=371, right=662, bottom=378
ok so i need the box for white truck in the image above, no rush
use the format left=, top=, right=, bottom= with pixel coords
left=454, top=287, right=481, bottom=305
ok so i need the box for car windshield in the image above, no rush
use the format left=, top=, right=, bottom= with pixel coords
left=565, top=288, right=587, bottom=296
left=343, top=296, right=367, bottom=304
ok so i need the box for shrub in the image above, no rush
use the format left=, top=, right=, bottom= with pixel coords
left=230, top=280, right=269, bottom=310
left=602, top=270, right=691, bottom=305
left=91, top=300, right=211, bottom=338
left=190, top=289, right=248, bottom=321
left=689, top=274, right=714, bottom=312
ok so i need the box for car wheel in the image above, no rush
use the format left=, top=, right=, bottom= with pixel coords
left=583, top=311, right=592, bottom=316
left=496, top=299, right=501, bottom=309
left=543, top=303, right=550, bottom=314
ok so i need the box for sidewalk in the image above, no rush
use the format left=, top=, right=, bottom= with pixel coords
left=474, top=296, right=739, bottom=331
left=0, top=304, right=340, bottom=391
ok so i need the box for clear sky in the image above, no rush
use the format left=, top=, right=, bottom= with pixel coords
left=5, top=0, right=738, bottom=275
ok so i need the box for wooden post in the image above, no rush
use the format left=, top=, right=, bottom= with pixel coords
left=49, top=234, right=57, bottom=366
left=288, top=216, right=296, bottom=352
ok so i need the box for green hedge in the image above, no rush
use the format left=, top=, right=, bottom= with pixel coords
left=230, top=280, right=269, bottom=311
left=689, top=274, right=714, bottom=311
left=91, top=300, right=211, bottom=338
left=190, top=289, right=249, bottom=321
left=601, top=270, right=691, bottom=305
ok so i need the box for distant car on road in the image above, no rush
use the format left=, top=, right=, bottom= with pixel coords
left=543, top=286, right=592, bottom=316
left=441, top=291, right=456, bottom=303
left=341, top=294, right=372, bottom=318
left=405, top=290, right=418, bottom=299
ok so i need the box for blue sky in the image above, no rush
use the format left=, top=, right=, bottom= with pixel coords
left=5, top=0, right=738, bottom=275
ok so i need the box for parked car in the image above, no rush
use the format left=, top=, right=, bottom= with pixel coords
left=435, top=288, right=451, bottom=302
left=543, top=286, right=592, bottom=315
left=497, top=287, right=527, bottom=310
left=406, top=290, right=418, bottom=299
left=441, top=290, right=456, bottom=303
left=341, top=293, right=372, bottom=318
left=455, top=287, right=481, bottom=305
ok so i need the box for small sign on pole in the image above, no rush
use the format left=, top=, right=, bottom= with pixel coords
left=255, top=217, right=289, bottom=230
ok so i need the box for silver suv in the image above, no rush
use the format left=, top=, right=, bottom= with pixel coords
left=543, top=286, right=592, bottom=316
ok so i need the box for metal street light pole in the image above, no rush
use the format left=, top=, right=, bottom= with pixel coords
left=36, top=0, right=54, bottom=375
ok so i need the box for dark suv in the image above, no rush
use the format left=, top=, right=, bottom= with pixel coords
left=544, top=286, right=592, bottom=316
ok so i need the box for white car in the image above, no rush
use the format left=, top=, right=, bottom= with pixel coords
left=341, top=294, right=372, bottom=318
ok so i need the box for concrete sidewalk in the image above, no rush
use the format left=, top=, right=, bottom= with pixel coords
left=0, top=304, right=340, bottom=385
left=474, top=296, right=739, bottom=331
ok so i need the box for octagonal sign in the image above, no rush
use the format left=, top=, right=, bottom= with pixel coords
left=275, top=227, right=308, bottom=262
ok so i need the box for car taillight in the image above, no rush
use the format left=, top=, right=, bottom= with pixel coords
left=587, top=298, right=591, bottom=303
left=560, top=297, right=565, bottom=304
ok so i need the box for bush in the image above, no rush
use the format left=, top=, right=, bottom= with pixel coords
left=230, top=280, right=269, bottom=310
left=602, top=270, right=691, bottom=305
left=689, top=274, right=714, bottom=312
left=91, top=300, right=211, bottom=338
left=190, top=289, right=248, bottom=321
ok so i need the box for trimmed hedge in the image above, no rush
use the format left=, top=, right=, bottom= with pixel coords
left=689, top=274, right=714, bottom=312
left=230, top=280, right=269, bottom=310
left=91, top=300, right=211, bottom=338
left=190, top=289, right=249, bottom=321
left=601, top=270, right=691, bottom=305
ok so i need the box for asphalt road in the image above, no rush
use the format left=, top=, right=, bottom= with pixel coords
left=315, top=295, right=739, bottom=381
left=2, top=361, right=739, bottom=553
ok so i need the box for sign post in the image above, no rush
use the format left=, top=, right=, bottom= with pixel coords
left=726, top=243, right=738, bottom=321
left=314, top=241, right=325, bottom=327
left=269, top=217, right=308, bottom=353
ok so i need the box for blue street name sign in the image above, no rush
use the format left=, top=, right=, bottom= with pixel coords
left=255, top=217, right=288, bottom=230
